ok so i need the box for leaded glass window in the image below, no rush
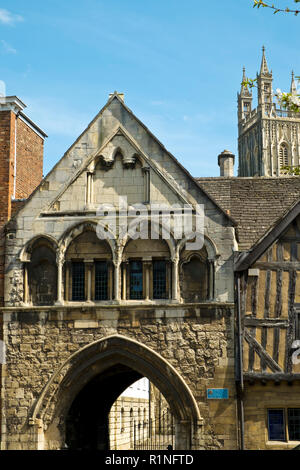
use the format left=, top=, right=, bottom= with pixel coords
left=153, top=260, right=167, bottom=299
left=95, top=261, right=108, bottom=300
left=268, top=409, right=285, bottom=441
left=72, top=262, right=85, bottom=301
left=130, top=261, right=143, bottom=300
left=288, top=409, right=300, bottom=441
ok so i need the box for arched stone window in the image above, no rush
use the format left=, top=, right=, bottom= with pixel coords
left=65, top=229, right=113, bottom=302
left=120, top=408, right=125, bottom=433
left=179, top=246, right=209, bottom=302
left=130, top=408, right=134, bottom=447
left=122, top=238, right=171, bottom=300
left=279, top=143, right=289, bottom=171
left=27, top=239, right=57, bottom=306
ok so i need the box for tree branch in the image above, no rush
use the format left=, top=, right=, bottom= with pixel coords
left=253, top=0, right=300, bottom=15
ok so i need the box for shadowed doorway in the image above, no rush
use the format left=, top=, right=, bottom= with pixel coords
left=65, top=364, right=142, bottom=450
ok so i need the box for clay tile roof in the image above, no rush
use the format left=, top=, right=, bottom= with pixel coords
left=195, top=177, right=300, bottom=251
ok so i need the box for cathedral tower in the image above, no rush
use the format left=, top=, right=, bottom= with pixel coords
left=238, top=47, right=300, bottom=176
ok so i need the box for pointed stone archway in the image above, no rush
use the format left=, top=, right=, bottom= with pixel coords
left=30, top=334, right=202, bottom=450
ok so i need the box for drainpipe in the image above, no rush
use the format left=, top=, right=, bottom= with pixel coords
left=236, top=273, right=245, bottom=450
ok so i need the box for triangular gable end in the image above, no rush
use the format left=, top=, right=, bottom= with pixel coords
left=110, top=95, right=236, bottom=226
left=6, top=93, right=126, bottom=222
left=46, top=124, right=192, bottom=213
left=10, top=92, right=236, bottom=226
left=235, top=198, right=300, bottom=271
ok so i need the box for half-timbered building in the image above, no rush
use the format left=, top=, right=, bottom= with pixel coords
left=199, top=178, right=300, bottom=449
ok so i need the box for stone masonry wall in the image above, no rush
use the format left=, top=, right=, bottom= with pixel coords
left=1, top=305, right=237, bottom=450
left=243, top=382, right=300, bottom=450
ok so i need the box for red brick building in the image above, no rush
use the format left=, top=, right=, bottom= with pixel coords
left=0, top=97, right=46, bottom=439
left=0, top=96, right=47, bottom=305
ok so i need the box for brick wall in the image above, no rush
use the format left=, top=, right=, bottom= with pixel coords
left=0, top=108, right=44, bottom=447
left=0, top=109, right=15, bottom=447
left=0, top=111, right=15, bottom=224
left=0, top=110, right=15, bottom=306
left=11, top=200, right=26, bottom=218
left=15, top=118, right=44, bottom=199
left=0, top=111, right=44, bottom=306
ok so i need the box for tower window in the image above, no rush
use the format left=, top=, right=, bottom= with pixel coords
left=279, top=144, right=289, bottom=169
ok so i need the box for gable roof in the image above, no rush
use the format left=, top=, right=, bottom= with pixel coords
left=110, top=96, right=236, bottom=225
left=196, top=176, right=300, bottom=251
left=47, top=124, right=193, bottom=211
left=235, top=199, right=300, bottom=271
left=9, top=93, right=236, bottom=226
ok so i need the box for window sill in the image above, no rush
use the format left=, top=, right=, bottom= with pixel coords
left=64, top=299, right=180, bottom=306
left=266, top=441, right=300, bottom=449
left=4, top=299, right=232, bottom=309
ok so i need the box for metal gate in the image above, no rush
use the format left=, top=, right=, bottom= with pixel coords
left=133, top=409, right=175, bottom=450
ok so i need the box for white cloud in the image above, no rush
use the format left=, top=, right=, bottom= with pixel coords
left=0, top=80, right=6, bottom=97
left=0, top=9, right=23, bottom=25
left=1, top=40, right=17, bottom=54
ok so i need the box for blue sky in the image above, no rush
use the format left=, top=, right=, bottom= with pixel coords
left=0, top=0, right=299, bottom=176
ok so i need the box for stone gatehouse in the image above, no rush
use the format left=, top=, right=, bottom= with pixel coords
left=2, top=49, right=300, bottom=450
left=0, top=92, right=237, bottom=450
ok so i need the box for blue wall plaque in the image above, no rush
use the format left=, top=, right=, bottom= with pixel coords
left=207, top=388, right=229, bottom=399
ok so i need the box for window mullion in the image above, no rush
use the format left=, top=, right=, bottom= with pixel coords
left=85, top=260, right=93, bottom=302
